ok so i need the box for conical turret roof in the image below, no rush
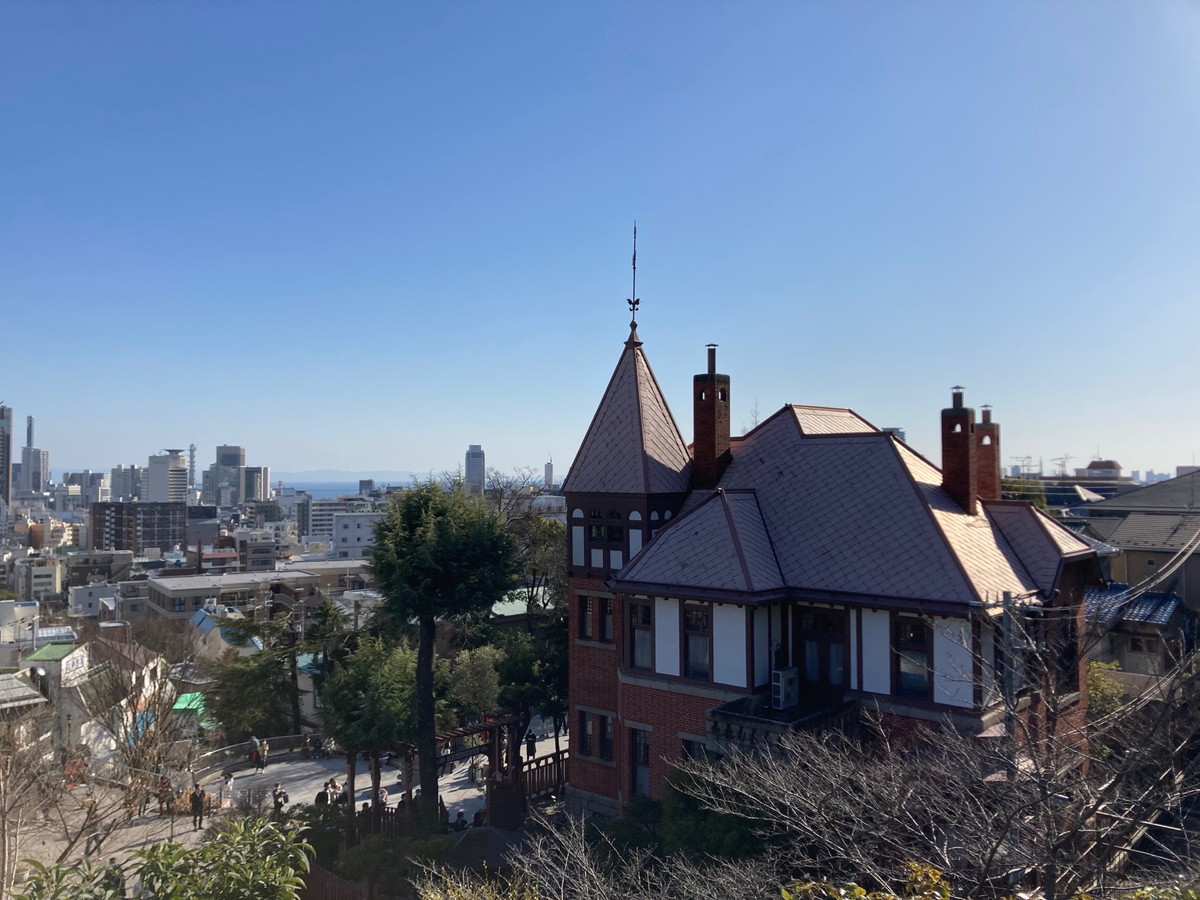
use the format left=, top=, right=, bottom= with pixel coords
left=563, top=324, right=692, bottom=496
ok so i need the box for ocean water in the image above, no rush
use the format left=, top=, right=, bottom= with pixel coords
left=285, top=482, right=366, bottom=498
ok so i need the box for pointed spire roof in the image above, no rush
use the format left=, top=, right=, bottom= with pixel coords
left=563, top=323, right=692, bottom=496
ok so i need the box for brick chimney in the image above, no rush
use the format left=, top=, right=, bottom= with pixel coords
left=941, top=386, right=977, bottom=515
left=693, top=344, right=731, bottom=489
left=975, top=404, right=1002, bottom=501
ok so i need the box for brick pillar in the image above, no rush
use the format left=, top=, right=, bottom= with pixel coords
left=693, top=345, right=731, bottom=489
left=976, top=406, right=1001, bottom=501
left=941, top=387, right=977, bottom=515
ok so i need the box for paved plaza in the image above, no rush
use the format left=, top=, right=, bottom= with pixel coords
left=16, top=717, right=567, bottom=878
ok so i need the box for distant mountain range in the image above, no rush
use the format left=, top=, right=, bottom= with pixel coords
left=274, top=470, right=424, bottom=484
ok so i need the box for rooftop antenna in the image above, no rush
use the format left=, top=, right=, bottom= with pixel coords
left=627, top=222, right=640, bottom=324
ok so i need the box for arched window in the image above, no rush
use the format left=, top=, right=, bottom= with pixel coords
left=572, top=509, right=584, bottom=519
left=629, top=511, right=642, bottom=521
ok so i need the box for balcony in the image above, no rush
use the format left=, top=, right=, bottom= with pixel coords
left=706, top=692, right=857, bottom=756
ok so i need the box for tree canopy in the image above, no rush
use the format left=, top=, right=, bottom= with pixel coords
left=13, top=818, right=311, bottom=900
left=369, top=482, right=519, bottom=813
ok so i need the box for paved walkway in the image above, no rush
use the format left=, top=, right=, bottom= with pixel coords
left=19, top=718, right=568, bottom=877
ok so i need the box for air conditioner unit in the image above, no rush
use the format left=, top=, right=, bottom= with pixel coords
left=771, top=666, right=799, bottom=710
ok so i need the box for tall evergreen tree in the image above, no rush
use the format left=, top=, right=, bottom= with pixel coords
left=369, top=482, right=518, bottom=816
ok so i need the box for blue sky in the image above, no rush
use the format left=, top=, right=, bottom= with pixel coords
left=3, top=2, right=1198, bottom=479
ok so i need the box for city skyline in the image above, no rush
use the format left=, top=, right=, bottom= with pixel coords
left=3, top=3, right=1197, bottom=476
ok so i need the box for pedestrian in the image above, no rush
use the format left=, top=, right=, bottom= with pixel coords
left=259, top=739, right=270, bottom=770
left=314, top=784, right=329, bottom=807
left=525, top=731, right=537, bottom=759
left=472, top=809, right=485, bottom=827
left=453, top=811, right=468, bottom=832
left=100, top=858, right=125, bottom=896
left=221, top=772, right=235, bottom=810
left=271, top=782, right=288, bottom=819
left=189, top=783, right=206, bottom=832
left=376, top=786, right=388, bottom=807
left=156, top=776, right=173, bottom=816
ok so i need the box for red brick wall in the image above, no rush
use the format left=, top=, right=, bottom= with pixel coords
left=616, top=681, right=722, bottom=801
left=568, top=575, right=620, bottom=800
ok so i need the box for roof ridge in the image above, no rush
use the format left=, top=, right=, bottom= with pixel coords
left=717, top=490, right=755, bottom=592
left=892, top=441, right=982, bottom=604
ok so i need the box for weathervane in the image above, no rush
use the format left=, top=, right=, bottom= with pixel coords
left=627, top=222, right=639, bottom=324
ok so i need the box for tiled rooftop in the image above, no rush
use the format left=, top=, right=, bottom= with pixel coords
left=564, top=327, right=691, bottom=496
left=614, top=406, right=1091, bottom=606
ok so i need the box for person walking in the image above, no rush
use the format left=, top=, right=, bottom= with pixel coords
left=272, top=782, right=288, bottom=819
left=156, top=776, right=173, bottom=816
left=258, top=739, right=270, bottom=770
left=189, top=783, right=206, bottom=832
left=525, top=730, right=537, bottom=760
left=221, top=772, right=235, bottom=810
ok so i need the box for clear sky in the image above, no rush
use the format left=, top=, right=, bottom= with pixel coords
left=3, top=2, right=1198, bottom=480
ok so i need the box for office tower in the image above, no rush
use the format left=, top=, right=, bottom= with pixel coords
left=20, top=446, right=50, bottom=494
left=109, top=464, right=144, bottom=501
left=0, top=405, right=12, bottom=508
left=242, top=466, right=269, bottom=502
left=201, top=445, right=248, bottom=507
left=544, top=460, right=554, bottom=490
left=465, top=444, right=485, bottom=493
left=147, top=450, right=188, bottom=503
left=881, top=426, right=907, bottom=444
left=25, top=416, right=33, bottom=449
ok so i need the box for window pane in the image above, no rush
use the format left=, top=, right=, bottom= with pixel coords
left=686, top=634, right=710, bottom=680
left=633, top=629, right=651, bottom=668
left=804, top=639, right=820, bottom=682
left=829, top=643, right=845, bottom=685
left=897, top=651, right=929, bottom=698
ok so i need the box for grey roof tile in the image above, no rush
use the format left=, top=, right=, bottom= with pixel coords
left=614, top=403, right=1093, bottom=607
left=1106, top=513, right=1200, bottom=550
left=563, top=331, right=691, bottom=496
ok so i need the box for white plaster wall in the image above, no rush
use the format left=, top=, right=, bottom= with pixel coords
left=861, top=609, right=891, bottom=694
left=753, top=606, right=769, bottom=686
left=979, top=624, right=998, bottom=705
left=713, top=604, right=746, bottom=687
left=933, top=617, right=973, bottom=708
left=655, top=597, right=680, bottom=676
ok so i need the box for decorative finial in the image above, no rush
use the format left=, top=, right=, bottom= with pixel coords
left=627, top=222, right=639, bottom=324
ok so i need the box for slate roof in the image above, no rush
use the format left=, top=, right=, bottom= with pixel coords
left=613, top=405, right=1092, bottom=607
left=1104, top=513, right=1200, bottom=551
left=563, top=324, right=692, bottom=496
left=1086, top=470, right=1200, bottom=513
left=1086, top=584, right=1180, bottom=628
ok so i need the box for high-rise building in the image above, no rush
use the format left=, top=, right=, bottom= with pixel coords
left=465, top=445, right=485, bottom=493
left=0, top=405, right=12, bottom=508
left=242, top=466, right=270, bottom=502
left=202, top=445, right=248, bottom=507
left=147, top=450, right=188, bottom=503
left=109, top=464, right=145, bottom=501
left=90, top=501, right=187, bottom=554
left=20, top=446, right=50, bottom=494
